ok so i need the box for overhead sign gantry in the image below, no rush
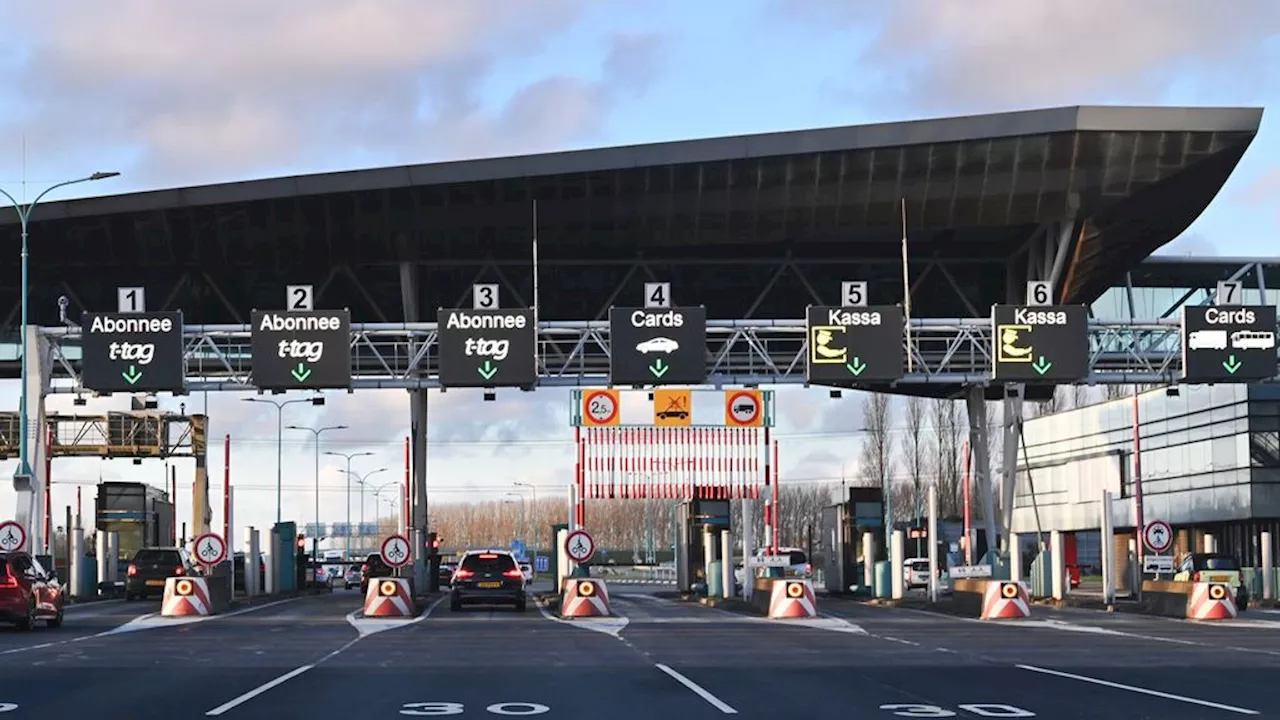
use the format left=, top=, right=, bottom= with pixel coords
left=1181, top=280, right=1278, bottom=382
left=437, top=284, right=538, bottom=389
left=806, top=281, right=906, bottom=384
left=250, top=286, right=352, bottom=390
left=609, top=283, right=708, bottom=386
left=80, top=288, right=185, bottom=394
left=991, top=281, right=1089, bottom=383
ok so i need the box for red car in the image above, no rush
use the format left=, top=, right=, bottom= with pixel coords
left=0, top=552, right=64, bottom=630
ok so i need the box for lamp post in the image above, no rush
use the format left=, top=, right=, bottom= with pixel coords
left=347, top=467, right=387, bottom=553
left=513, top=481, right=537, bottom=554
left=371, top=481, right=399, bottom=537
left=5, top=172, right=120, bottom=486
left=242, top=396, right=324, bottom=525
left=288, top=424, right=347, bottom=557
left=504, top=493, right=527, bottom=550
left=326, top=450, right=373, bottom=558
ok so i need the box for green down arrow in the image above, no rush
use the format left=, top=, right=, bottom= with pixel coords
left=477, top=360, right=498, bottom=380
left=1031, top=356, right=1053, bottom=376
left=121, top=365, right=143, bottom=385
left=846, top=357, right=867, bottom=376
left=1223, top=355, right=1242, bottom=374
left=291, top=363, right=312, bottom=382
left=649, top=358, right=670, bottom=379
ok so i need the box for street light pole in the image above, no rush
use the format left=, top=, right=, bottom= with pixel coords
left=326, top=450, right=373, bottom=558
left=514, top=481, right=537, bottom=555
left=346, top=468, right=387, bottom=552
left=5, top=172, right=120, bottom=484
left=243, top=397, right=320, bottom=525
left=288, top=424, right=347, bottom=557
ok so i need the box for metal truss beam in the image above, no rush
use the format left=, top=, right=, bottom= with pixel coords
left=0, top=412, right=205, bottom=458
left=34, top=316, right=1275, bottom=394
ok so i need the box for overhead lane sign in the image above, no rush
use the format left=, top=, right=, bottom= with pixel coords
left=609, top=307, right=707, bottom=386
left=805, top=306, right=905, bottom=384
left=81, top=311, right=186, bottom=394
left=990, top=305, right=1088, bottom=382
left=1182, top=305, right=1278, bottom=382
left=251, top=310, right=352, bottom=390
left=437, top=308, right=537, bottom=388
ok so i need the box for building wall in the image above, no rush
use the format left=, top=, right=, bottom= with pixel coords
left=1011, top=383, right=1266, bottom=534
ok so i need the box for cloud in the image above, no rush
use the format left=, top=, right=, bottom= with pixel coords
left=773, top=0, right=1279, bottom=116
left=0, top=2, right=663, bottom=188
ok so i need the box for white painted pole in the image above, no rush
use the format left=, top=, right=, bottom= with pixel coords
left=927, top=484, right=939, bottom=603
left=106, top=532, right=119, bottom=583
left=556, top=528, right=570, bottom=589
left=721, top=530, right=733, bottom=600
left=244, top=527, right=259, bottom=596
left=862, top=532, right=875, bottom=589
left=1050, top=530, right=1065, bottom=601
left=69, top=529, right=84, bottom=599
left=1009, top=533, right=1022, bottom=583
left=1204, top=533, right=1216, bottom=554
left=890, top=530, right=904, bottom=600
left=1101, top=490, right=1115, bottom=605
left=1262, top=531, right=1274, bottom=601
left=96, top=532, right=109, bottom=595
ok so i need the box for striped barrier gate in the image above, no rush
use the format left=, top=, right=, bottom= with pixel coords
left=561, top=578, right=612, bottom=618
left=364, top=577, right=414, bottom=618
left=161, top=577, right=213, bottom=617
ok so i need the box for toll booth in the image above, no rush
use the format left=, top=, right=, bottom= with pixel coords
left=675, top=499, right=731, bottom=594
left=821, top=487, right=886, bottom=594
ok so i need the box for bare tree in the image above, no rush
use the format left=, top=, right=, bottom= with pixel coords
left=859, top=393, right=895, bottom=489
left=930, top=398, right=963, bottom=517
left=1105, top=384, right=1131, bottom=401
left=1070, top=384, right=1090, bottom=409
left=901, top=396, right=929, bottom=521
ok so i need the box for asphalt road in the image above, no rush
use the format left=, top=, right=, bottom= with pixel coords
left=0, top=588, right=1274, bottom=718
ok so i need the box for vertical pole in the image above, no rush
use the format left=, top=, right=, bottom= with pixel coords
left=1009, top=533, right=1022, bottom=583
left=170, top=465, right=177, bottom=545
left=275, top=404, right=283, bottom=525
left=771, top=439, right=779, bottom=555
left=44, top=427, right=52, bottom=555
left=313, top=433, right=320, bottom=558
left=403, top=436, right=410, bottom=536
left=890, top=529, right=904, bottom=600
left=962, top=439, right=972, bottom=564
left=63, top=505, right=71, bottom=578
left=223, top=434, right=231, bottom=545
left=17, top=219, right=29, bottom=478
left=1262, top=531, right=1274, bottom=601
left=1050, top=530, right=1064, bottom=601
left=762, top=427, right=771, bottom=551
left=720, top=530, right=733, bottom=599
left=95, top=532, right=109, bottom=597
left=927, top=483, right=938, bottom=603
left=862, top=532, right=875, bottom=589
left=742, top=497, right=754, bottom=601
left=345, top=457, right=352, bottom=560
left=1101, top=489, right=1115, bottom=605
left=1132, top=389, right=1144, bottom=564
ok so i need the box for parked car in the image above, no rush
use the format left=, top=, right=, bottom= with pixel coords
left=125, top=547, right=197, bottom=601
left=450, top=550, right=526, bottom=612
left=1175, top=552, right=1248, bottom=609
left=360, top=553, right=394, bottom=595
left=0, top=552, right=64, bottom=630
left=343, top=566, right=361, bottom=590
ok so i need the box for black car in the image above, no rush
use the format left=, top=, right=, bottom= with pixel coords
left=450, top=551, right=526, bottom=612
left=125, top=547, right=197, bottom=600
left=360, top=553, right=394, bottom=595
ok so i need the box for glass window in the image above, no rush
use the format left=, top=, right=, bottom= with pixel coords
left=460, top=553, right=517, bottom=573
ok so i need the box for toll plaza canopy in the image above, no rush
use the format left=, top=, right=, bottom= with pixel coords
left=0, top=104, right=1261, bottom=329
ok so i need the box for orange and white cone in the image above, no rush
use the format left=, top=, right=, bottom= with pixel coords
left=363, top=577, right=413, bottom=617
left=768, top=579, right=817, bottom=619
left=1187, top=582, right=1237, bottom=620
left=561, top=578, right=611, bottom=618
left=981, top=581, right=1031, bottom=620
left=161, top=576, right=212, bottom=617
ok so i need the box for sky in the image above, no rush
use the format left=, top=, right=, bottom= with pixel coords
left=0, top=1, right=1276, bottom=542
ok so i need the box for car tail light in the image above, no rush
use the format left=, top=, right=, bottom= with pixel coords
left=127, top=564, right=138, bottom=577
left=0, top=575, right=15, bottom=589
left=503, top=568, right=523, bottom=579
left=454, top=569, right=474, bottom=580
left=174, top=567, right=185, bottom=576
left=1193, top=571, right=1201, bottom=582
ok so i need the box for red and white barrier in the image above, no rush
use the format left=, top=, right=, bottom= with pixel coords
left=768, top=579, right=817, bottom=619
left=561, top=578, right=612, bottom=618
left=363, top=577, right=414, bottom=618
left=1187, top=582, right=1237, bottom=620
left=161, top=576, right=213, bottom=617
left=981, top=581, right=1031, bottom=620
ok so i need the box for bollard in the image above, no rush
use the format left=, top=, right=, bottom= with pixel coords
left=702, top=527, right=715, bottom=595
left=70, top=529, right=85, bottom=600
left=556, top=528, right=570, bottom=587
left=862, top=532, right=875, bottom=590
left=106, top=532, right=120, bottom=583
left=1204, top=533, right=1216, bottom=554
left=720, top=530, right=733, bottom=600
left=95, top=532, right=110, bottom=595
left=263, top=550, right=276, bottom=595
left=1050, top=531, right=1064, bottom=601
left=1009, top=533, right=1022, bottom=583
left=1263, top=531, right=1275, bottom=602
left=890, top=530, right=904, bottom=600
left=1101, top=490, right=1115, bottom=605
left=244, top=527, right=260, bottom=596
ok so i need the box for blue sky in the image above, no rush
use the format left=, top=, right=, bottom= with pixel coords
left=0, top=1, right=1276, bottom=543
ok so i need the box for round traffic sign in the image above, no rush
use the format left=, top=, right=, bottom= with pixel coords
left=0, top=521, right=26, bottom=553
left=726, top=391, right=761, bottom=426
left=194, top=533, right=227, bottom=566
left=584, top=391, right=618, bottom=425
left=564, top=529, right=596, bottom=563
left=1143, top=520, right=1173, bottom=554
left=380, top=534, right=412, bottom=567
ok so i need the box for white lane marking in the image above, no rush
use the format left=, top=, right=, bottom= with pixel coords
left=1016, top=664, right=1260, bottom=715
left=95, top=597, right=301, bottom=637
left=535, top=598, right=630, bottom=637
left=345, top=596, right=442, bottom=637
left=655, top=663, right=738, bottom=714
left=206, top=630, right=369, bottom=715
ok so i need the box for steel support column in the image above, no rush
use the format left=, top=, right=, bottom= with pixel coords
left=13, top=326, right=51, bottom=549
left=1000, top=386, right=1023, bottom=553
left=400, top=259, right=429, bottom=592
left=965, top=387, right=998, bottom=564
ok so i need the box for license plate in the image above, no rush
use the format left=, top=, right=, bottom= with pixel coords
left=1209, top=575, right=1231, bottom=583
left=478, top=581, right=501, bottom=589
left=145, top=580, right=165, bottom=587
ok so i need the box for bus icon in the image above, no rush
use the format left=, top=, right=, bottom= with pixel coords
left=1231, top=330, right=1276, bottom=350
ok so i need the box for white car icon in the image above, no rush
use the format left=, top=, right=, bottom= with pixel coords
left=636, top=337, right=679, bottom=354
left=1188, top=330, right=1228, bottom=351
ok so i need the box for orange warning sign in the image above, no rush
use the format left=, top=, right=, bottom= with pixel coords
left=653, top=389, right=692, bottom=427
left=582, top=389, right=621, bottom=427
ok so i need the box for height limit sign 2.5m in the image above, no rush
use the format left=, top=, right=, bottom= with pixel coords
left=437, top=308, right=537, bottom=388
left=250, top=310, right=352, bottom=390
left=81, top=311, right=186, bottom=393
